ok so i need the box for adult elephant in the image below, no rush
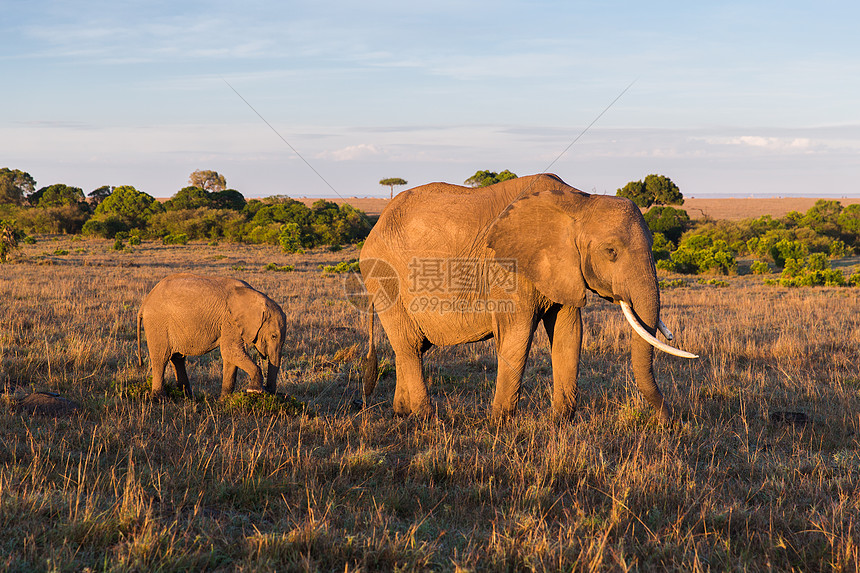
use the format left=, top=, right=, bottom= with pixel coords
left=359, top=174, right=697, bottom=423
left=137, top=273, right=287, bottom=399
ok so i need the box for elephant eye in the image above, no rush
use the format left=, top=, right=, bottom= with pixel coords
left=606, top=247, right=618, bottom=261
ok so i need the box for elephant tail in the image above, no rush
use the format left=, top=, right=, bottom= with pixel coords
left=136, top=309, right=144, bottom=367
left=361, top=302, right=379, bottom=397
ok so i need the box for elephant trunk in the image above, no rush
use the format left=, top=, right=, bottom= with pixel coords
left=626, top=286, right=673, bottom=424
left=265, top=361, right=280, bottom=394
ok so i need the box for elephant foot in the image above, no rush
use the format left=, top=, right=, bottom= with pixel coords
left=490, top=403, right=518, bottom=421
left=655, top=403, right=674, bottom=426
left=551, top=406, right=577, bottom=424
left=149, top=389, right=168, bottom=402
left=392, top=398, right=434, bottom=418
left=412, top=399, right=434, bottom=419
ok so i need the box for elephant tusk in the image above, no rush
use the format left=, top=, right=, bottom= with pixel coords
left=620, top=302, right=698, bottom=359
left=658, top=319, right=674, bottom=341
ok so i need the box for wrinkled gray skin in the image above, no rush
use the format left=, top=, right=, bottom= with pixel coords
left=361, top=174, right=678, bottom=423
left=137, top=273, right=287, bottom=399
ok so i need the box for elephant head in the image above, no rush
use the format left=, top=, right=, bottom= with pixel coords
left=228, top=288, right=288, bottom=393
left=485, top=187, right=696, bottom=422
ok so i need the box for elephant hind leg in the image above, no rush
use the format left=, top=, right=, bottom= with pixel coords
left=147, top=343, right=171, bottom=399
left=170, top=354, right=192, bottom=399
left=542, top=305, right=582, bottom=419
left=392, top=346, right=430, bottom=416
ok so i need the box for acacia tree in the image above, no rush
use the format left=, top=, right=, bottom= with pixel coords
left=189, top=170, right=227, bottom=193
left=379, top=178, right=407, bottom=199
left=464, top=170, right=517, bottom=188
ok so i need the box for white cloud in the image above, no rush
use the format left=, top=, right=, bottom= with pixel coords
left=728, top=136, right=813, bottom=150
left=317, top=144, right=381, bottom=161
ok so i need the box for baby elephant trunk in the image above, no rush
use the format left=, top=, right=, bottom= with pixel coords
left=265, top=359, right=280, bottom=394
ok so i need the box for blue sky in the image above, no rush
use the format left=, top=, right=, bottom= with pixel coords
left=2, top=1, right=859, bottom=199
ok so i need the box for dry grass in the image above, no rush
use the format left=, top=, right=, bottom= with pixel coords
left=2, top=236, right=859, bottom=571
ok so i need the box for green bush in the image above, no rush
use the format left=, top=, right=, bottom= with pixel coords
left=750, top=260, right=771, bottom=275
left=12, top=203, right=91, bottom=234
left=265, top=263, right=295, bottom=272
left=659, top=278, right=688, bottom=289
left=829, top=239, right=852, bottom=258
left=278, top=222, right=309, bottom=253
left=765, top=253, right=852, bottom=287
left=698, top=278, right=729, bottom=287
left=0, top=219, right=24, bottom=262
left=82, top=214, right=128, bottom=238
left=148, top=208, right=246, bottom=241
left=651, top=232, right=674, bottom=261
left=769, top=238, right=808, bottom=268
left=321, top=260, right=360, bottom=274
left=162, top=233, right=189, bottom=245
left=657, top=235, right=737, bottom=275
left=644, top=206, right=690, bottom=244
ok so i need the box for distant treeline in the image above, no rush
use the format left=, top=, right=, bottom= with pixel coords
left=646, top=200, right=860, bottom=285
left=0, top=169, right=370, bottom=252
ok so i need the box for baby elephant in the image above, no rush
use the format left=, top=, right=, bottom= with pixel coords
left=137, top=273, right=287, bottom=399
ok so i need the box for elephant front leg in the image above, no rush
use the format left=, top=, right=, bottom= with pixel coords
left=491, top=323, right=536, bottom=419
left=170, top=354, right=193, bottom=399
left=543, top=305, right=582, bottom=419
left=221, top=342, right=264, bottom=393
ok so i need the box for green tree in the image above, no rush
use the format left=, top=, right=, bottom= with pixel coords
left=644, top=174, right=684, bottom=206
left=88, top=185, right=114, bottom=205
left=837, top=204, right=860, bottom=247
left=801, top=199, right=842, bottom=237
left=617, top=174, right=684, bottom=208
left=164, top=186, right=212, bottom=211
left=643, top=206, right=690, bottom=244
left=29, top=184, right=86, bottom=208
left=189, top=170, right=227, bottom=192
left=211, top=189, right=246, bottom=211
left=83, top=185, right=164, bottom=236
left=616, top=180, right=651, bottom=208
left=0, top=168, right=37, bottom=205
left=379, top=178, right=408, bottom=199
left=464, top=170, right=517, bottom=188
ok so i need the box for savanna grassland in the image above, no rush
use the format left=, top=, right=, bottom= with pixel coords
left=1, top=236, right=859, bottom=572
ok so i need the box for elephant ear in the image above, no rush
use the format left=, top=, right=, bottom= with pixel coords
left=227, top=287, right=266, bottom=344
left=484, top=193, right=587, bottom=307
